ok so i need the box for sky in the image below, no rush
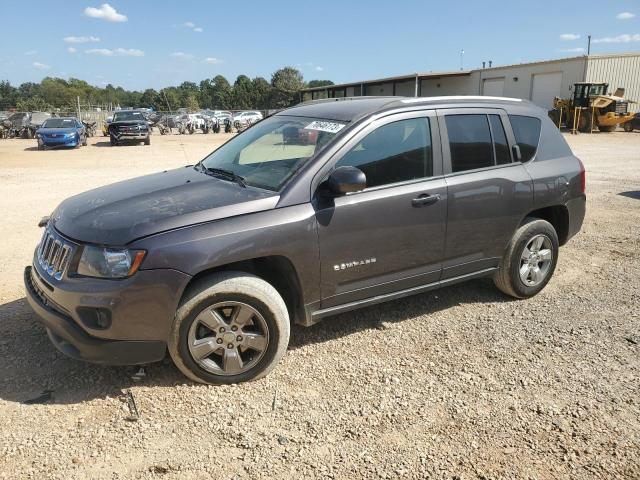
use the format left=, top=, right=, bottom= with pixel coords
left=1, top=0, right=639, bottom=91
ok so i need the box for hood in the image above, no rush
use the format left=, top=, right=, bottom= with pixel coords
left=37, top=127, right=77, bottom=134
left=52, top=166, right=279, bottom=245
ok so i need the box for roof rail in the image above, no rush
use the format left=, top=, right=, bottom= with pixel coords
left=400, top=96, right=524, bottom=104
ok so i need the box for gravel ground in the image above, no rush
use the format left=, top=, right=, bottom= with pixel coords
left=0, top=131, right=638, bottom=479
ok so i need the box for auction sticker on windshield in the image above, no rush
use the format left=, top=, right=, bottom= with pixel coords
left=304, top=120, right=346, bottom=134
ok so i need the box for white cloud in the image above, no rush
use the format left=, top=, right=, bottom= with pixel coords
left=85, top=48, right=144, bottom=56
left=86, top=48, right=114, bottom=56
left=560, top=33, right=581, bottom=41
left=181, top=21, right=203, bottom=32
left=171, top=51, right=194, bottom=60
left=84, top=3, right=127, bottom=22
left=592, top=34, right=640, bottom=44
left=113, top=48, right=144, bottom=56
left=67, top=47, right=77, bottom=53
left=33, top=62, right=50, bottom=70
left=25, top=50, right=37, bottom=56
left=64, top=36, right=100, bottom=44
left=559, top=47, right=586, bottom=53
left=203, top=57, right=222, bottom=64
left=315, top=66, right=324, bottom=72
left=616, top=12, right=635, bottom=20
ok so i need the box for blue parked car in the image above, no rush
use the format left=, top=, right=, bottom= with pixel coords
left=36, top=117, right=87, bottom=150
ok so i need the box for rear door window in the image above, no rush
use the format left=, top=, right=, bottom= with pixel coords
left=508, top=115, right=541, bottom=162
left=445, top=114, right=494, bottom=172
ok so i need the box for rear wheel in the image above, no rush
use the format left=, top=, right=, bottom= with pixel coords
left=493, top=218, right=559, bottom=299
left=169, top=272, right=290, bottom=385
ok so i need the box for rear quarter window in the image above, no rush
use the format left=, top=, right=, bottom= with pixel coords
left=509, top=115, right=541, bottom=162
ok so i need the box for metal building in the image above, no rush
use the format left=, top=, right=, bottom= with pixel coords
left=301, top=52, right=640, bottom=112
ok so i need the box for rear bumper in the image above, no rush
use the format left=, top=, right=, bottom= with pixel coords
left=24, top=266, right=167, bottom=365
left=566, top=194, right=586, bottom=242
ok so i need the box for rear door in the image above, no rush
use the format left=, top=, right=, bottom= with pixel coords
left=437, top=108, right=533, bottom=279
left=315, top=110, right=447, bottom=308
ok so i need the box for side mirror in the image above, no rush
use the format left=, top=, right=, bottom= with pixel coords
left=323, top=166, right=367, bottom=195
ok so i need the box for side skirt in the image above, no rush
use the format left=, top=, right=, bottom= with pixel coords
left=303, top=267, right=497, bottom=326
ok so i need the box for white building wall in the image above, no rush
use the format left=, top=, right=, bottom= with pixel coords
left=586, top=54, right=640, bottom=112
left=420, top=75, right=478, bottom=96
left=477, top=57, right=587, bottom=107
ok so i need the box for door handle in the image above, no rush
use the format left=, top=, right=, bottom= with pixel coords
left=411, top=193, right=441, bottom=207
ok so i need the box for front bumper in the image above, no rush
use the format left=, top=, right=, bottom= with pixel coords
left=111, top=131, right=149, bottom=140
left=40, top=137, right=78, bottom=148
left=24, top=266, right=166, bottom=365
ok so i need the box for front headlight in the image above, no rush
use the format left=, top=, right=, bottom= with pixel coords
left=76, top=246, right=146, bottom=279
left=66, top=132, right=77, bottom=138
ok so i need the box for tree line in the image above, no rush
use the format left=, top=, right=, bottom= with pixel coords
left=0, top=67, right=334, bottom=112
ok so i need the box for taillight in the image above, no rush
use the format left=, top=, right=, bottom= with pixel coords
left=577, top=158, right=586, bottom=193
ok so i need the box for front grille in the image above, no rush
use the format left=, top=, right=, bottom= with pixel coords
left=37, top=228, right=75, bottom=280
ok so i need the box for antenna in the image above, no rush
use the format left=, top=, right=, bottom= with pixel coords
left=587, top=35, right=591, bottom=55
left=460, top=49, right=465, bottom=70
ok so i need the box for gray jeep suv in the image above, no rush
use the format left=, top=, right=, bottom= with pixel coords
left=24, top=96, right=586, bottom=384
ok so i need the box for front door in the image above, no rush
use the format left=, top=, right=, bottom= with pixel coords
left=314, top=111, right=447, bottom=308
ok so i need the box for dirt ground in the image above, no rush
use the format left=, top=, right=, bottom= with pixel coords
left=0, top=131, right=638, bottom=479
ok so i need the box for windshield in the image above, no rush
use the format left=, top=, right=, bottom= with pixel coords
left=42, top=118, right=76, bottom=128
left=200, top=115, right=346, bottom=191
left=113, top=111, right=145, bottom=122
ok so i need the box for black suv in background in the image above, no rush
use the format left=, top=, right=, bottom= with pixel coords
left=25, top=96, right=585, bottom=384
left=108, top=110, right=150, bottom=146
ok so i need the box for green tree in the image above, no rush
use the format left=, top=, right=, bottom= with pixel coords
left=186, top=95, right=199, bottom=112
left=211, top=75, right=232, bottom=109
left=306, top=80, right=334, bottom=88
left=140, top=89, right=160, bottom=110
left=232, top=75, right=253, bottom=109
left=16, top=96, right=53, bottom=112
left=0, top=80, right=18, bottom=108
left=251, top=77, right=272, bottom=110
left=270, top=67, right=304, bottom=108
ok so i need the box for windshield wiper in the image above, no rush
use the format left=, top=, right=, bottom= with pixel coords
left=202, top=166, right=247, bottom=188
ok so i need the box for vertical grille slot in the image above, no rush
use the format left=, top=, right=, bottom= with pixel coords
left=36, top=228, right=75, bottom=280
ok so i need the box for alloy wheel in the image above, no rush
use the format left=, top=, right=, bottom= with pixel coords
left=187, top=301, right=269, bottom=376
left=519, top=234, right=553, bottom=286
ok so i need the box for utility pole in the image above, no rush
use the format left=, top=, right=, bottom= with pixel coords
left=587, top=35, right=591, bottom=55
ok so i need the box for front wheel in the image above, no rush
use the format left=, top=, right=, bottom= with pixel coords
left=623, top=121, right=634, bottom=132
left=168, top=272, right=290, bottom=385
left=493, top=218, right=559, bottom=299
left=109, top=134, right=118, bottom=146
left=144, top=136, right=150, bottom=145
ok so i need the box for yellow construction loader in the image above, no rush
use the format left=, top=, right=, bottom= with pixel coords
left=548, top=82, right=635, bottom=132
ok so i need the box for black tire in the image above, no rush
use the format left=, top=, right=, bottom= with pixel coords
left=109, top=135, right=118, bottom=146
left=623, top=121, right=634, bottom=132
left=82, top=137, right=87, bottom=146
left=493, top=218, right=559, bottom=299
left=144, top=136, right=151, bottom=145
left=168, top=272, right=290, bottom=385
